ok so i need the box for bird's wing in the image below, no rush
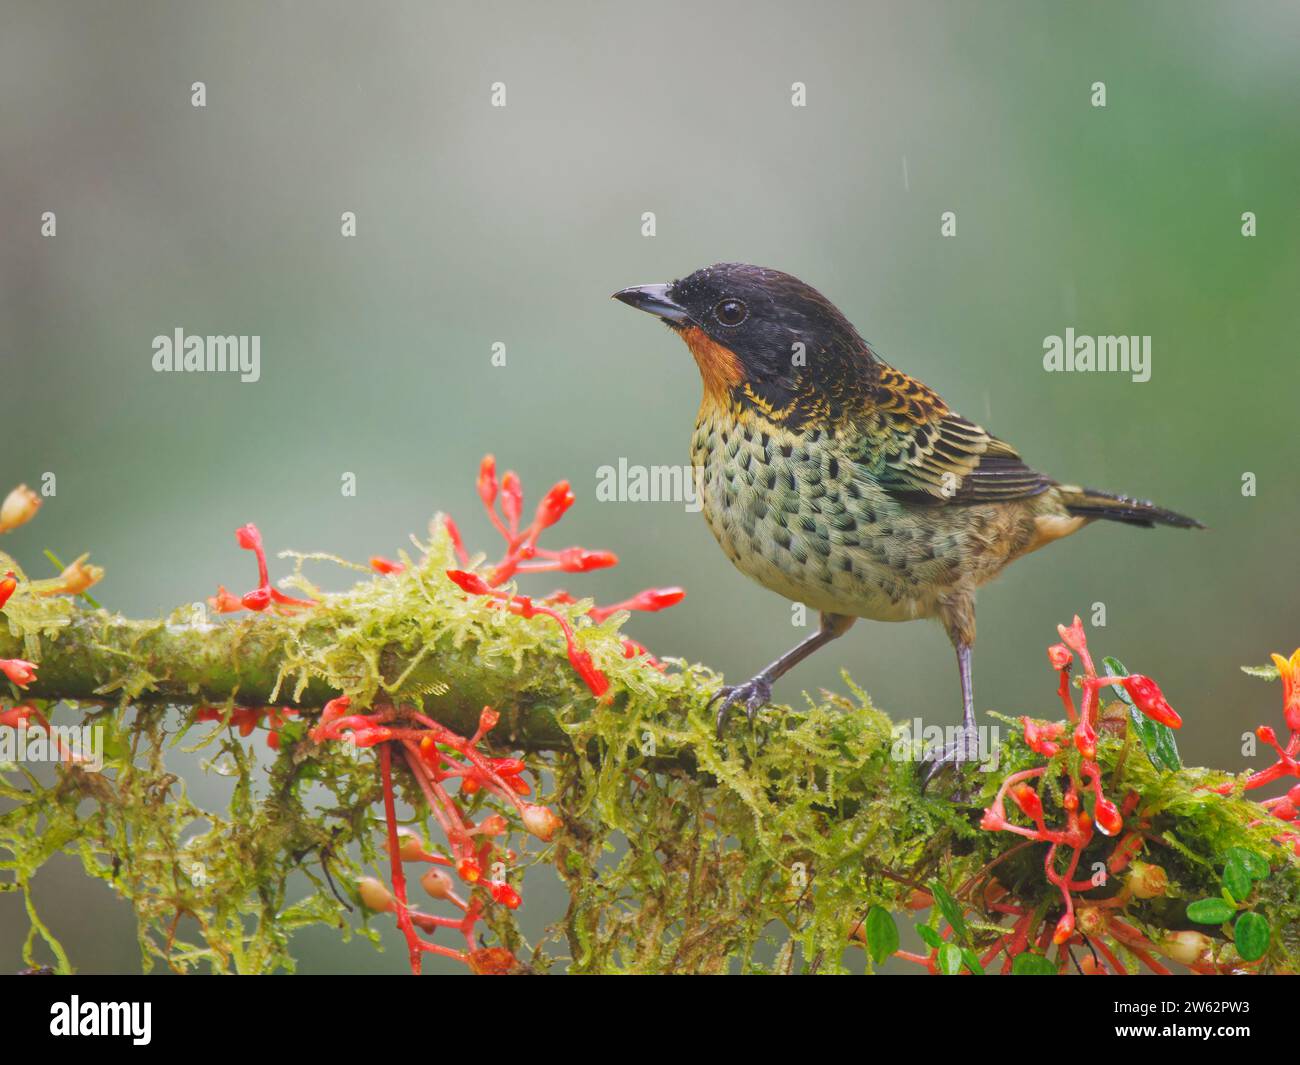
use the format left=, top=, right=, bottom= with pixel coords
left=849, top=365, right=1053, bottom=504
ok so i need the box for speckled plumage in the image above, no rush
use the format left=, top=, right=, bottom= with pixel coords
left=690, top=402, right=1051, bottom=642
left=614, top=263, right=1201, bottom=756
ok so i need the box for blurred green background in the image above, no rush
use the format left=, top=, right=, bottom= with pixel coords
left=2, top=0, right=1297, bottom=973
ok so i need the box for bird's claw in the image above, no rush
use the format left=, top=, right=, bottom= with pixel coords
left=920, top=726, right=981, bottom=791
left=709, top=675, right=774, bottom=738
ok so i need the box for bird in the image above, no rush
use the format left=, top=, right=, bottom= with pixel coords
left=612, top=262, right=1203, bottom=779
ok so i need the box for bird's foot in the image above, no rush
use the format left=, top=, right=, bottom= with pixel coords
left=920, top=725, right=982, bottom=792
left=708, top=674, right=774, bottom=738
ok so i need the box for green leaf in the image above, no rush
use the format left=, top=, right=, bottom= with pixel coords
left=916, top=923, right=944, bottom=950
left=1226, top=847, right=1270, bottom=882
left=929, top=880, right=967, bottom=941
left=961, top=947, right=985, bottom=975
left=1186, top=898, right=1236, bottom=924
left=1222, top=857, right=1253, bottom=904
left=1240, top=664, right=1280, bottom=681
left=1011, top=952, right=1056, bottom=975
left=864, top=906, right=899, bottom=966
left=1104, top=656, right=1181, bottom=771
left=1233, top=912, right=1270, bottom=962
left=937, top=942, right=963, bottom=975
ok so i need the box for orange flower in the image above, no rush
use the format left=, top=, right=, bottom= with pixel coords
left=1270, top=649, right=1300, bottom=732
left=0, top=485, right=40, bottom=533
left=39, top=554, right=103, bottom=598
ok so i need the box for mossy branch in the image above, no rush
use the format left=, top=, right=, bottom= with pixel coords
left=2, top=526, right=1297, bottom=974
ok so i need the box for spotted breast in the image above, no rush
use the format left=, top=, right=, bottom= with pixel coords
left=690, top=403, right=1046, bottom=626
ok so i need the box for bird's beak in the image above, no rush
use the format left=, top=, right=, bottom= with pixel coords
left=611, top=283, right=692, bottom=327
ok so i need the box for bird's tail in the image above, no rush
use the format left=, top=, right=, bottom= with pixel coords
left=1058, top=485, right=1204, bottom=530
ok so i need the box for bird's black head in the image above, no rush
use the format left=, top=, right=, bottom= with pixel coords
left=613, top=263, right=877, bottom=417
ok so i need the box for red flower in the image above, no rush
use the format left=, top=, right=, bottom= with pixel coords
left=533, top=481, right=575, bottom=532
left=0, top=704, right=37, bottom=728
left=1272, top=650, right=1300, bottom=732
left=588, top=586, right=685, bottom=624
left=500, top=472, right=523, bottom=533
left=489, top=881, right=522, bottom=909
left=209, top=586, right=243, bottom=613
left=447, top=569, right=491, bottom=596
left=1052, top=911, right=1075, bottom=945
left=0, top=571, right=17, bottom=610
left=0, top=658, right=38, bottom=688
left=477, top=455, right=498, bottom=510
left=211, top=523, right=316, bottom=615
left=1120, top=675, right=1182, bottom=729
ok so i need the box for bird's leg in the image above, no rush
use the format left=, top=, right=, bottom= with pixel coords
left=710, top=612, right=856, bottom=737
left=922, top=641, right=981, bottom=785
left=923, top=596, right=982, bottom=786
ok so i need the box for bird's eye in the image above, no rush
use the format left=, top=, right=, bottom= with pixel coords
left=714, top=299, right=748, bottom=326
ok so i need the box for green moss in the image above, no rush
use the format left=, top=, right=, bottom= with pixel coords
left=1, top=525, right=1296, bottom=973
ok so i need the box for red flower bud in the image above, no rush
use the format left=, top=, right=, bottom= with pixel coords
left=1052, top=912, right=1075, bottom=944
left=489, top=881, right=522, bottom=909
left=209, top=585, right=243, bottom=613
left=370, top=556, right=405, bottom=575
left=1094, top=796, right=1123, bottom=837
left=1047, top=643, right=1073, bottom=671
left=1010, top=783, right=1043, bottom=820
left=235, top=524, right=263, bottom=552
left=501, top=472, right=523, bottom=531
left=1056, top=615, right=1087, bottom=654
left=0, top=704, right=36, bottom=728
left=1074, top=721, right=1097, bottom=760
left=446, top=569, right=491, bottom=596
left=0, top=572, right=16, bottom=610
left=477, top=455, right=498, bottom=508
left=557, top=547, right=619, bottom=572
left=1121, top=675, right=1182, bottom=728
left=628, top=587, right=686, bottom=612
left=534, top=481, right=574, bottom=530
left=0, top=658, right=38, bottom=688
left=1021, top=717, right=1062, bottom=757
left=477, top=814, right=509, bottom=836
left=240, top=587, right=272, bottom=611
